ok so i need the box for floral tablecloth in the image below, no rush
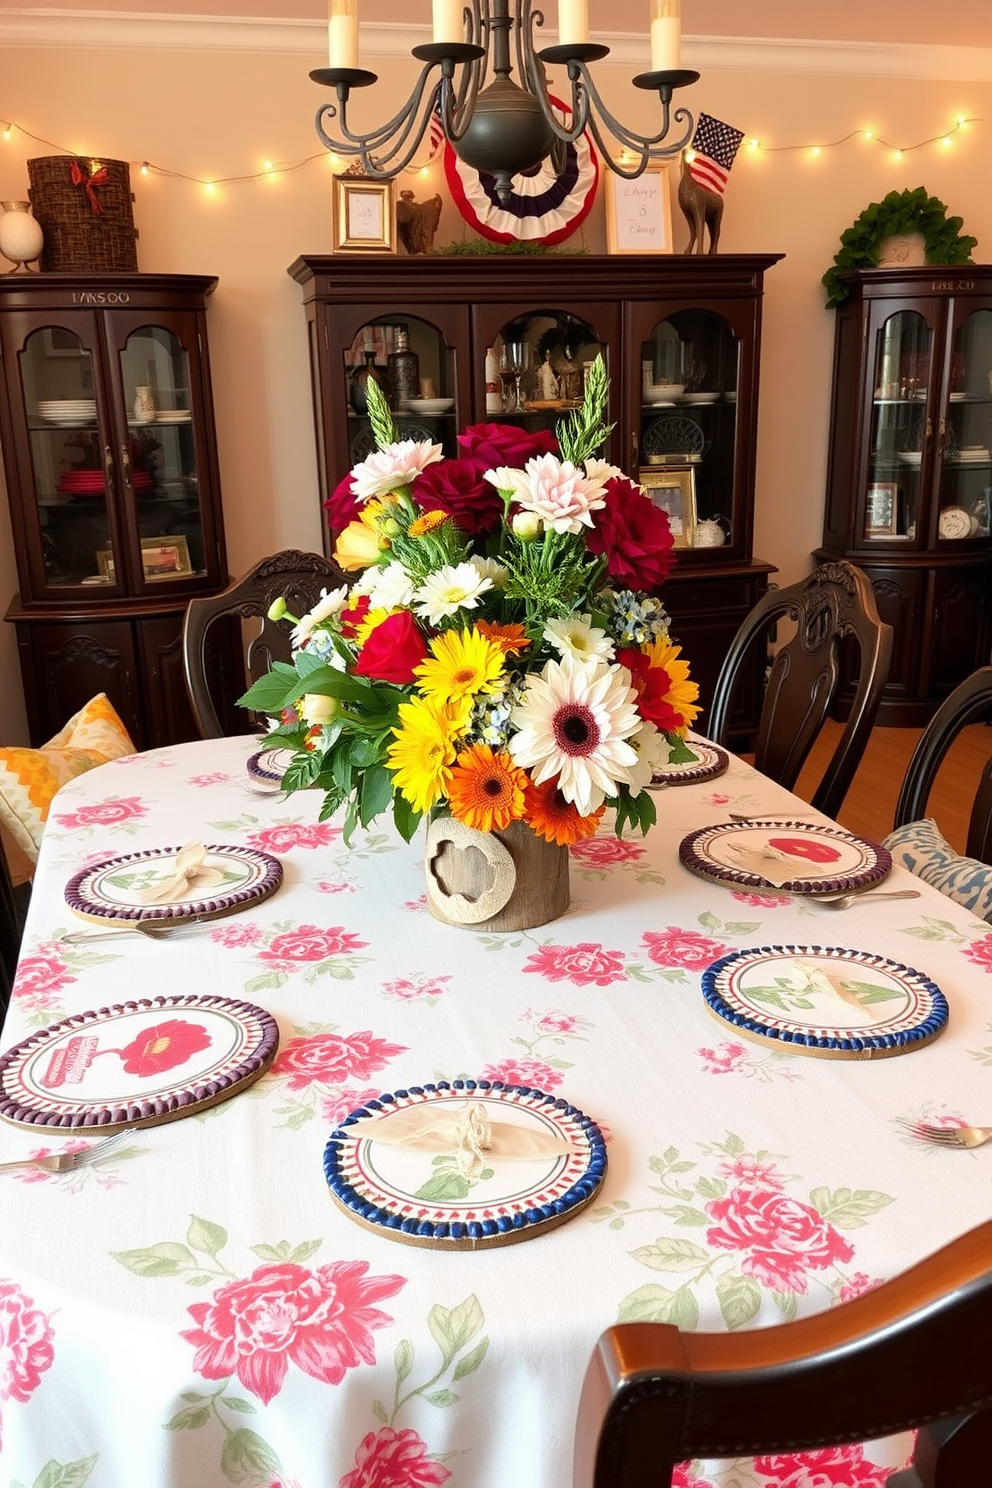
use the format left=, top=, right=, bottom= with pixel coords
left=3, top=735, right=992, bottom=1488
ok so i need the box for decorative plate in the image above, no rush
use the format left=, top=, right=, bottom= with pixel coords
left=324, top=1081, right=607, bottom=1249
left=701, top=945, right=948, bottom=1059
left=246, top=747, right=297, bottom=792
left=65, top=844, right=283, bottom=924
left=643, top=414, right=705, bottom=460
left=650, top=735, right=730, bottom=788
left=679, top=820, right=891, bottom=894
left=0, top=993, right=280, bottom=1130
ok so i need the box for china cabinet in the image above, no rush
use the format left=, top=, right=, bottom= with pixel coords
left=290, top=253, right=781, bottom=731
left=0, top=273, right=236, bottom=747
left=819, top=265, right=992, bottom=725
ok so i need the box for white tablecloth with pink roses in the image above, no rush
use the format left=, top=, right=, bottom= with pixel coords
left=3, top=733, right=992, bottom=1488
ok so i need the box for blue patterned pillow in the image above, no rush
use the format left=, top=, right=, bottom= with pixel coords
left=882, top=818, right=992, bottom=923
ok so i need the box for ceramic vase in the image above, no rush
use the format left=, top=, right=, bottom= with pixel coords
left=133, top=385, right=156, bottom=423
left=424, top=817, right=570, bottom=932
left=0, top=201, right=43, bottom=272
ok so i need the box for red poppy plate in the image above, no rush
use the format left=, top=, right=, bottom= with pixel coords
left=65, top=844, right=283, bottom=924
left=679, top=820, right=891, bottom=895
left=701, top=946, right=947, bottom=1059
left=0, top=993, right=280, bottom=1130
left=650, top=734, right=730, bottom=788
left=325, top=1082, right=607, bottom=1249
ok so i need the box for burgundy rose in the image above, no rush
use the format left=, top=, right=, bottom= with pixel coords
left=340, top=1426, right=451, bottom=1488
left=324, top=469, right=360, bottom=537
left=705, top=1186, right=855, bottom=1293
left=181, top=1260, right=404, bottom=1404
left=12, top=953, right=74, bottom=1004
left=259, top=924, right=368, bottom=965
left=456, top=421, right=559, bottom=473
left=642, top=927, right=729, bottom=970
left=411, top=457, right=504, bottom=537
left=271, top=1030, right=407, bottom=1089
left=585, top=476, right=676, bottom=591
left=0, top=1280, right=55, bottom=1406
left=353, top=610, right=429, bottom=684
left=118, top=1018, right=212, bottom=1076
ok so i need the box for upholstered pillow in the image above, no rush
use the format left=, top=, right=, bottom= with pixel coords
left=0, top=694, right=135, bottom=886
left=882, top=817, right=992, bottom=924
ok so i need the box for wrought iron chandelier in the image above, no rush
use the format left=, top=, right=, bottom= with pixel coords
left=310, top=0, right=699, bottom=205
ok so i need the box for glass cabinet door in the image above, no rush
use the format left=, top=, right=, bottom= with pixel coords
left=18, top=324, right=121, bottom=591
left=118, top=325, right=208, bottom=583
left=486, top=310, right=605, bottom=428
left=865, top=309, right=932, bottom=543
left=939, top=305, right=992, bottom=541
left=342, top=316, right=458, bottom=464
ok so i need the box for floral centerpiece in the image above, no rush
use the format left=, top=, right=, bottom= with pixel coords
left=239, top=360, right=699, bottom=925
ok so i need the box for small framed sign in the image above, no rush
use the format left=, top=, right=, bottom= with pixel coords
left=604, top=168, right=673, bottom=255
left=865, top=482, right=899, bottom=538
left=141, top=535, right=192, bottom=580
left=640, top=465, right=697, bottom=547
left=332, top=175, right=397, bottom=254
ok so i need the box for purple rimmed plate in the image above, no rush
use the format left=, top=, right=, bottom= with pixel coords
left=65, top=844, right=282, bottom=924
left=650, top=735, right=729, bottom=789
left=679, top=820, right=891, bottom=895
left=246, top=747, right=297, bottom=792
left=0, top=993, right=280, bottom=1130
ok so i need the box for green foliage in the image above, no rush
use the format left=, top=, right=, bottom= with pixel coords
left=365, top=372, right=398, bottom=449
left=433, top=239, right=587, bottom=256
left=557, top=352, right=614, bottom=467
left=823, top=187, right=977, bottom=307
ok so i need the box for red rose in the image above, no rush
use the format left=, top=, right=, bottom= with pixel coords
left=339, top=593, right=371, bottom=639
left=586, top=476, right=676, bottom=591
left=456, top=421, right=559, bottom=472
left=705, top=1186, right=855, bottom=1293
left=324, top=469, right=360, bottom=537
left=353, top=610, right=428, bottom=683
left=411, top=457, right=504, bottom=537
left=341, top=1426, right=452, bottom=1488
left=119, top=1018, right=212, bottom=1076
left=259, top=924, right=367, bottom=965
left=271, top=1029, right=406, bottom=1089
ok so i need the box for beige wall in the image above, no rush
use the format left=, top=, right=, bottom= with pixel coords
left=0, top=27, right=989, bottom=745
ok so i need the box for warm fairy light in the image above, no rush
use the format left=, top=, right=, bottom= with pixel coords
left=747, top=138, right=760, bottom=150
left=204, top=181, right=216, bottom=194
left=942, top=135, right=952, bottom=146
left=810, top=146, right=821, bottom=157
left=893, top=149, right=903, bottom=160
left=863, top=130, right=873, bottom=140
left=2, top=125, right=11, bottom=142
left=140, top=162, right=150, bottom=175
left=419, top=166, right=430, bottom=176
left=684, top=148, right=696, bottom=163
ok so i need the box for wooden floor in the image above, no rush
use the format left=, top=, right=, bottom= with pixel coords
left=791, top=719, right=990, bottom=852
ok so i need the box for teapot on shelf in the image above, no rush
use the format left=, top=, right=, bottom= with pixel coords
left=692, top=515, right=730, bottom=549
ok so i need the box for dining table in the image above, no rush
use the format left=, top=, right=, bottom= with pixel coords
left=2, top=731, right=992, bottom=1488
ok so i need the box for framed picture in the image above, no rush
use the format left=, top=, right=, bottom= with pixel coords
left=141, top=534, right=192, bottom=581
left=640, top=466, right=696, bottom=547
left=95, top=548, right=116, bottom=581
left=332, top=175, right=396, bottom=254
left=604, top=168, right=673, bottom=255
left=865, top=482, right=899, bottom=538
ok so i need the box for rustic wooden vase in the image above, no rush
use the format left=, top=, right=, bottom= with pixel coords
left=424, top=817, right=570, bottom=932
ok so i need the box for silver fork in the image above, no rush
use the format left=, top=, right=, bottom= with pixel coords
left=813, top=889, right=922, bottom=910
left=896, top=1119, right=992, bottom=1149
left=0, top=1126, right=138, bottom=1175
left=61, top=917, right=212, bottom=944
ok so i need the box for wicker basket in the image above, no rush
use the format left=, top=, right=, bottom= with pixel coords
left=27, top=156, right=138, bottom=272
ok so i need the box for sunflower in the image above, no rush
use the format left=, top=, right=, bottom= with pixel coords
left=386, top=695, right=469, bottom=815
left=639, top=639, right=701, bottom=732
left=524, top=776, right=605, bottom=846
left=447, top=744, right=529, bottom=832
left=415, top=627, right=506, bottom=706
left=476, top=620, right=531, bottom=656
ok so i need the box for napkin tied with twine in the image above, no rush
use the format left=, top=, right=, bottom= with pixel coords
left=724, top=840, right=836, bottom=889
left=138, top=842, right=228, bottom=904
left=353, top=1101, right=579, bottom=1179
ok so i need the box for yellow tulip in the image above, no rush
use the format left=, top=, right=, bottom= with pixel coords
left=334, top=520, right=383, bottom=571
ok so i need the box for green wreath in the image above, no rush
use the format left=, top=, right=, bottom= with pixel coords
left=822, top=186, right=977, bottom=307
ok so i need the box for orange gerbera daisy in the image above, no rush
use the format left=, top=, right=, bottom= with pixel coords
left=408, top=509, right=450, bottom=537
left=447, top=744, right=528, bottom=832
left=476, top=620, right=531, bottom=657
left=523, top=775, right=605, bottom=846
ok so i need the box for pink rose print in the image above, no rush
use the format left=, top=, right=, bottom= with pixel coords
left=181, top=1260, right=404, bottom=1405
left=754, top=1444, right=890, bottom=1486
left=271, top=1031, right=407, bottom=1090
left=963, top=934, right=992, bottom=973
left=188, top=772, right=231, bottom=786
left=340, top=1426, right=451, bottom=1488
left=697, top=1041, right=748, bottom=1075
left=382, top=975, right=451, bottom=1002
left=705, top=792, right=731, bottom=805
left=405, top=895, right=429, bottom=913
left=247, top=823, right=341, bottom=854
left=529, top=1009, right=580, bottom=1035
left=717, top=1156, right=787, bottom=1188
left=260, top=925, right=368, bottom=967
left=671, top=1468, right=716, bottom=1488
left=13, top=1137, right=111, bottom=1187
left=12, top=952, right=74, bottom=1008
left=705, top=1187, right=854, bottom=1294
left=209, top=922, right=264, bottom=948
left=318, top=880, right=355, bottom=895
left=731, top=891, right=791, bottom=908
left=53, top=795, right=148, bottom=829
left=480, top=1056, right=563, bottom=1090
left=0, top=1280, right=55, bottom=1425
left=837, top=1271, right=883, bottom=1303
left=321, top=1087, right=385, bottom=1125
left=523, top=942, right=626, bottom=987
left=569, top=837, right=645, bottom=867
left=642, top=928, right=729, bottom=970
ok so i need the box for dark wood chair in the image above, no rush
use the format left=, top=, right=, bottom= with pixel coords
left=182, top=549, right=347, bottom=738
left=893, top=665, right=992, bottom=864
left=707, top=560, right=892, bottom=820
left=574, top=1219, right=992, bottom=1488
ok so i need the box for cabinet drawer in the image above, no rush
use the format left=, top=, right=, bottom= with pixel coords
left=666, top=576, right=758, bottom=614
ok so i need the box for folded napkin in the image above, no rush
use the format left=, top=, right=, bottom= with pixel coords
left=138, top=842, right=228, bottom=904
left=351, top=1101, right=579, bottom=1180
left=724, top=840, right=836, bottom=889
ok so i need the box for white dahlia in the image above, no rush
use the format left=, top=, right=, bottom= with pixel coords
left=351, top=439, right=443, bottom=502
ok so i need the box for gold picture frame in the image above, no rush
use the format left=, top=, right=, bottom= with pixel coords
left=332, top=175, right=397, bottom=254
left=640, top=466, right=697, bottom=547
left=95, top=548, right=116, bottom=581
left=604, top=167, right=674, bottom=255
left=141, top=534, right=192, bottom=581
left=865, top=482, right=899, bottom=538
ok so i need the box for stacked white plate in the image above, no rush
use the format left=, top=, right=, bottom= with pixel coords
left=952, top=447, right=990, bottom=462
left=155, top=410, right=192, bottom=423
left=37, top=399, right=96, bottom=425
left=681, top=392, right=720, bottom=405
left=407, top=398, right=455, bottom=415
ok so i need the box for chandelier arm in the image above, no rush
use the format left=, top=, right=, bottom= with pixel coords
left=313, top=65, right=441, bottom=175
left=570, top=65, right=696, bottom=154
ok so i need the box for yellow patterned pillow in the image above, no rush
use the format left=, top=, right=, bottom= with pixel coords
left=0, top=694, right=136, bottom=885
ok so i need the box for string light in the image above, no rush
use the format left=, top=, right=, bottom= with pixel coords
left=744, top=114, right=979, bottom=158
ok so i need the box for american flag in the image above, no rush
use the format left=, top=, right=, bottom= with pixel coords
left=426, top=95, right=446, bottom=163
left=688, top=113, right=744, bottom=196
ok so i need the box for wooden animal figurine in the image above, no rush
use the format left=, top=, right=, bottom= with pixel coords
left=396, top=190, right=443, bottom=255
left=678, top=156, right=723, bottom=255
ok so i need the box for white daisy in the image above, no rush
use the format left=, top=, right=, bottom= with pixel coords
left=470, top=555, right=509, bottom=588
left=353, top=559, right=415, bottom=612
left=412, top=563, right=494, bottom=626
left=543, top=613, right=615, bottom=664
left=291, top=585, right=350, bottom=644
left=508, top=652, right=641, bottom=815
left=625, top=719, right=670, bottom=795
